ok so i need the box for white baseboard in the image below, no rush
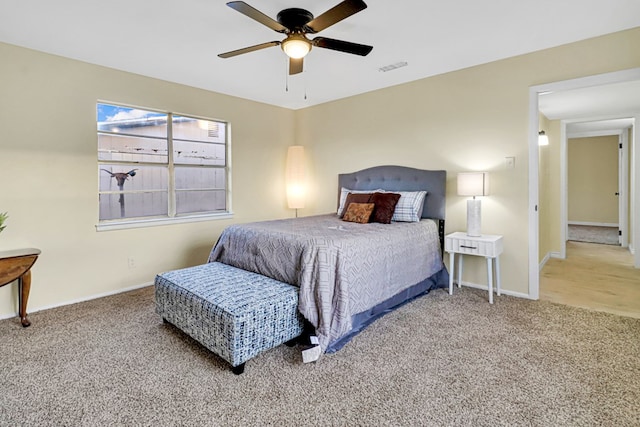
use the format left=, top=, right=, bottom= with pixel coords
left=455, top=280, right=531, bottom=300
left=539, top=253, right=550, bottom=271
left=539, top=251, right=562, bottom=271
left=630, top=244, right=635, bottom=255
left=568, top=221, right=618, bottom=227
left=0, top=281, right=154, bottom=321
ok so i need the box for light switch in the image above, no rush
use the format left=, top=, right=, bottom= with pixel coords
left=505, top=157, right=515, bottom=169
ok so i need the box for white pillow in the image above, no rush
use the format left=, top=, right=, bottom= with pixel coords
left=337, top=187, right=383, bottom=217
left=391, top=191, right=427, bottom=222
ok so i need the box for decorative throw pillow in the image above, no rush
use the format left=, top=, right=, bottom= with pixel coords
left=340, top=192, right=373, bottom=218
left=337, top=187, right=384, bottom=217
left=370, top=192, right=401, bottom=224
left=391, top=191, right=428, bottom=222
left=342, top=202, right=375, bottom=224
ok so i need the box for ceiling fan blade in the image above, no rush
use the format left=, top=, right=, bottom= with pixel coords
left=226, top=1, right=289, bottom=33
left=218, top=41, right=280, bottom=58
left=305, top=0, right=367, bottom=33
left=312, top=37, right=373, bottom=56
left=289, top=57, right=303, bottom=75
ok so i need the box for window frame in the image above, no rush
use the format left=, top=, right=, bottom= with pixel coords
left=96, top=101, right=232, bottom=231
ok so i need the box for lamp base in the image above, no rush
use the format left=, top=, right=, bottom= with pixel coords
left=466, top=199, right=482, bottom=237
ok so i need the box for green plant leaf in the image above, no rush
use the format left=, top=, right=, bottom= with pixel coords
left=0, top=212, right=8, bottom=233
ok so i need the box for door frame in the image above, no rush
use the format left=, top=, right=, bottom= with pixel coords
left=528, top=67, right=640, bottom=299
left=563, top=124, right=630, bottom=251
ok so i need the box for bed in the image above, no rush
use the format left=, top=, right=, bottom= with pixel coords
left=208, top=165, right=449, bottom=353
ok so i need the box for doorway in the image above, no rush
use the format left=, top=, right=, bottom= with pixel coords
left=538, top=115, right=637, bottom=318
left=565, top=128, right=628, bottom=247
left=527, top=68, right=640, bottom=301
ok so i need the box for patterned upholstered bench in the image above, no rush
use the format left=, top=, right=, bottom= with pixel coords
left=155, top=262, right=305, bottom=374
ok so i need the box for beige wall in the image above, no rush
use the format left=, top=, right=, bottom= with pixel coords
left=296, top=28, right=640, bottom=294
left=1, top=26, right=639, bottom=319
left=538, top=117, right=562, bottom=262
left=568, top=136, right=619, bottom=224
left=538, top=114, right=551, bottom=261
left=0, top=42, right=296, bottom=318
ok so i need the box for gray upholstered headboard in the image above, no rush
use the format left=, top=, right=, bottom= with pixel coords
left=338, top=165, right=447, bottom=250
left=338, top=165, right=447, bottom=220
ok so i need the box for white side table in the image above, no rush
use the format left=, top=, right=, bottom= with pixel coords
left=444, top=232, right=503, bottom=304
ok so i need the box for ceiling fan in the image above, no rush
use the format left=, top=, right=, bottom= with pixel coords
left=218, top=0, right=373, bottom=75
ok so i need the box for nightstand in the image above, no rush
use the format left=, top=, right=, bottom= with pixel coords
left=444, top=232, right=503, bottom=304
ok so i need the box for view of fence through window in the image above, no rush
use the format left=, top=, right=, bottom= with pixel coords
left=97, top=103, right=228, bottom=221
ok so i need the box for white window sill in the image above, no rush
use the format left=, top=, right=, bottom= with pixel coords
left=95, top=212, right=234, bottom=232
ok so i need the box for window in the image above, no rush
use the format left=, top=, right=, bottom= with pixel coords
left=97, top=103, right=229, bottom=227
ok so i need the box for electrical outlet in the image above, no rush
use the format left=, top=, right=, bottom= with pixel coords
left=505, top=156, right=515, bottom=169
left=127, top=257, right=136, bottom=269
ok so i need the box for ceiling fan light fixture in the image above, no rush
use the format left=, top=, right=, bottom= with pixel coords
left=282, top=34, right=311, bottom=59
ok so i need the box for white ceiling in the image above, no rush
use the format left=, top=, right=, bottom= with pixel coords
left=565, top=118, right=634, bottom=136
left=540, top=80, right=640, bottom=120
left=540, top=80, right=640, bottom=135
left=1, top=0, right=640, bottom=110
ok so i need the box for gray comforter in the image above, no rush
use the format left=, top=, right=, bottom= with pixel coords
left=208, top=214, right=443, bottom=351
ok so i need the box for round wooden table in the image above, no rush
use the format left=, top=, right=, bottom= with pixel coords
left=0, top=248, right=41, bottom=327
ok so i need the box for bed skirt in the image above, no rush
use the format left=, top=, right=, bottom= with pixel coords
left=325, top=265, right=450, bottom=353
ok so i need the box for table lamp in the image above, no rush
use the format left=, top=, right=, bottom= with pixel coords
left=457, top=172, right=489, bottom=237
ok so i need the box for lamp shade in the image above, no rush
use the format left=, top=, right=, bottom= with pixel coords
left=457, top=172, right=489, bottom=197
left=286, top=146, right=305, bottom=209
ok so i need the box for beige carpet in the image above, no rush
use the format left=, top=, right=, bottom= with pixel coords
left=1, top=286, right=639, bottom=426
left=568, top=224, right=619, bottom=245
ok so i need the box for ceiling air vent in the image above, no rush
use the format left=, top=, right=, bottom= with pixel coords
left=378, top=62, right=408, bottom=72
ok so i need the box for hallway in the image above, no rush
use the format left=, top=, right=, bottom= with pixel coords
left=540, top=241, right=640, bottom=319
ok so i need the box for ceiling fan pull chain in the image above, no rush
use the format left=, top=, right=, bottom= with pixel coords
left=304, top=68, right=307, bottom=100
left=285, top=57, right=289, bottom=92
